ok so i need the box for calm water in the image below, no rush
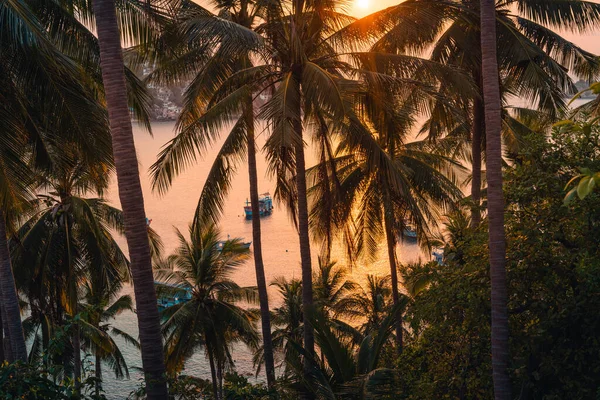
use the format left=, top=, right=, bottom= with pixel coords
left=98, top=121, right=431, bottom=398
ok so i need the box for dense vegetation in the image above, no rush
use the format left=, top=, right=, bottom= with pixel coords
left=2, top=0, right=600, bottom=399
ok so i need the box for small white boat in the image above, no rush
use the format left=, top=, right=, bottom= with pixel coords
left=215, top=240, right=251, bottom=251
left=433, top=249, right=444, bottom=265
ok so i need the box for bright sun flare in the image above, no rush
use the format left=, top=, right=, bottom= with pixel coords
left=356, top=0, right=370, bottom=9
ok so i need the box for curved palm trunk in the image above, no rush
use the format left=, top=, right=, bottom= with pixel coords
left=294, top=118, right=315, bottom=366
left=245, top=99, right=276, bottom=387
left=383, top=202, right=403, bottom=354
left=470, top=96, right=483, bottom=228
left=0, top=209, right=27, bottom=362
left=95, top=349, right=102, bottom=397
left=206, top=343, right=220, bottom=400
left=217, top=358, right=224, bottom=400
left=90, top=0, right=167, bottom=397
left=480, top=1, right=511, bottom=399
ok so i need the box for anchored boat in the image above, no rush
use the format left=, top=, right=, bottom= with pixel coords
left=403, top=225, right=417, bottom=239
left=244, top=193, right=273, bottom=219
left=155, top=282, right=192, bottom=309
left=216, top=240, right=251, bottom=251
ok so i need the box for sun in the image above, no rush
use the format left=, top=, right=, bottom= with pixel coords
left=356, top=0, right=370, bottom=9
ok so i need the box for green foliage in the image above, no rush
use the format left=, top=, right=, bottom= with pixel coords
left=129, top=371, right=270, bottom=400
left=0, top=362, right=106, bottom=400
left=396, top=126, right=600, bottom=399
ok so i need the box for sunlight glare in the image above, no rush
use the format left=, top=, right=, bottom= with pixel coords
left=356, top=0, right=370, bottom=9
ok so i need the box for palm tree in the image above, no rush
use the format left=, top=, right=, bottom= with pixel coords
left=0, top=0, right=116, bottom=362
left=155, top=224, right=259, bottom=400
left=266, top=277, right=304, bottom=378
left=90, top=0, right=168, bottom=395
left=334, top=275, right=394, bottom=338
left=312, top=259, right=356, bottom=316
left=309, top=126, right=464, bottom=352
left=79, top=281, right=140, bottom=398
left=11, top=157, right=129, bottom=386
left=364, top=0, right=600, bottom=226
left=151, top=1, right=465, bottom=371
left=480, top=0, right=510, bottom=398
left=288, top=302, right=405, bottom=400
left=147, top=1, right=276, bottom=386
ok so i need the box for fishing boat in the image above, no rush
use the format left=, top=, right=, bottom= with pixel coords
left=244, top=193, right=273, bottom=219
left=403, top=225, right=417, bottom=239
left=216, top=240, right=252, bottom=251
left=155, top=282, right=192, bottom=309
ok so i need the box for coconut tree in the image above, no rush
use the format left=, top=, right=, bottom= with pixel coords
left=286, top=301, right=406, bottom=400
left=359, top=0, right=600, bottom=226
left=308, top=108, right=464, bottom=353
left=480, top=0, right=510, bottom=398
left=146, top=1, right=275, bottom=385
left=79, top=279, right=140, bottom=397
left=149, top=2, right=470, bottom=376
left=90, top=0, right=168, bottom=394
left=312, top=258, right=356, bottom=316
left=334, top=275, right=394, bottom=338
left=0, top=0, right=129, bottom=360
left=155, top=224, right=259, bottom=400
left=265, top=277, right=303, bottom=378
left=11, top=155, right=129, bottom=385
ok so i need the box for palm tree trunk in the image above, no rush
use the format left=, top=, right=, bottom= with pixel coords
left=0, top=287, right=14, bottom=362
left=0, top=301, right=5, bottom=362
left=383, top=202, right=403, bottom=354
left=91, top=0, right=167, bottom=397
left=470, top=95, right=483, bottom=228
left=245, top=98, right=276, bottom=388
left=0, top=208, right=27, bottom=362
left=73, top=322, right=82, bottom=397
left=479, top=1, right=511, bottom=399
left=206, top=343, right=220, bottom=400
left=294, top=117, right=315, bottom=365
left=95, top=350, right=102, bottom=397
left=217, top=359, right=224, bottom=400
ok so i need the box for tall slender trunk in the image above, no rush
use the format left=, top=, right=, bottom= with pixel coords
left=479, top=1, right=511, bottom=399
left=206, top=343, right=219, bottom=400
left=0, top=209, right=27, bottom=362
left=217, top=358, right=224, bottom=400
left=471, top=95, right=483, bottom=228
left=95, top=350, right=102, bottom=398
left=0, top=298, right=5, bottom=363
left=64, top=209, right=81, bottom=397
left=245, top=98, right=276, bottom=387
left=91, top=0, right=167, bottom=397
left=73, top=322, right=81, bottom=397
left=294, top=118, right=315, bottom=365
left=383, top=201, right=403, bottom=354
left=0, top=286, right=14, bottom=362
left=0, top=300, right=5, bottom=362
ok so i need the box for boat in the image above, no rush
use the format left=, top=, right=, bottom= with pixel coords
left=216, top=240, right=252, bottom=251
left=432, top=249, right=444, bottom=265
left=244, top=193, right=273, bottom=219
left=403, top=225, right=417, bottom=239
left=155, top=282, right=192, bottom=309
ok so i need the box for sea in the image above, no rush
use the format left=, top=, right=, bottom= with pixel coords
left=100, top=121, right=424, bottom=398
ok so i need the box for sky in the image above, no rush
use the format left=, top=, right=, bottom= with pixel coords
left=196, top=0, right=600, bottom=56
left=350, top=0, right=600, bottom=54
